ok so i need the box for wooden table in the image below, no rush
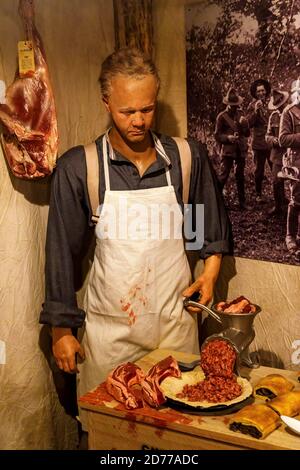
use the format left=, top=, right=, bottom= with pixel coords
left=78, top=349, right=300, bottom=450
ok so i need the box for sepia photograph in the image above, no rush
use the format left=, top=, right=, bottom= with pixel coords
left=186, top=0, right=300, bottom=265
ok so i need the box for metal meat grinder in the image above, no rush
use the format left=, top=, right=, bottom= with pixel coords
left=183, top=296, right=261, bottom=373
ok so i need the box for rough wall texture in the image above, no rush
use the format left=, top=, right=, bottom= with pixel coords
left=0, top=0, right=114, bottom=450
left=153, top=0, right=188, bottom=137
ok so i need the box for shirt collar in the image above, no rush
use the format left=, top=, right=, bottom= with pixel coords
left=104, top=128, right=171, bottom=166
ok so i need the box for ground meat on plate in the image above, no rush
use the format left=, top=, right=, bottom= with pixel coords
left=176, top=375, right=242, bottom=403
left=176, top=339, right=242, bottom=403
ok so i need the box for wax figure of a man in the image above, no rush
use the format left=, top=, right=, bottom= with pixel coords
left=40, top=48, right=231, bottom=429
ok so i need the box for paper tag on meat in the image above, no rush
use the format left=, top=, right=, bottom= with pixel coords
left=0, top=340, right=6, bottom=365
left=18, top=40, right=35, bottom=78
left=0, top=80, right=6, bottom=104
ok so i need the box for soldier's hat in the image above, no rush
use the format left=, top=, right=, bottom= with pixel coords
left=223, top=88, right=243, bottom=106
left=250, top=79, right=271, bottom=98
left=268, top=89, right=289, bottom=110
left=291, top=78, right=300, bottom=93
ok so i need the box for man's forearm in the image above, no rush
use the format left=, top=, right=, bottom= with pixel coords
left=182, top=253, right=222, bottom=308
left=201, top=253, right=222, bottom=284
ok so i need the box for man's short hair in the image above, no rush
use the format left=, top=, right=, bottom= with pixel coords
left=99, top=47, right=160, bottom=99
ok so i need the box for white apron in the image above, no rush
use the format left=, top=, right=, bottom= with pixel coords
left=78, top=135, right=199, bottom=426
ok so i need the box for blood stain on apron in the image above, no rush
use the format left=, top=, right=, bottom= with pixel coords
left=120, top=284, right=149, bottom=325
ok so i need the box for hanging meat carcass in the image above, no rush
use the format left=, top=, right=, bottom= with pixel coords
left=0, top=0, right=58, bottom=179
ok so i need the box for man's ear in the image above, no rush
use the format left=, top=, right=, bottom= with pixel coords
left=102, top=97, right=110, bottom=113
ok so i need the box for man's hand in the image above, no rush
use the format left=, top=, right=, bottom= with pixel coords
left=239, top=116, right=248, bottom=127
left=254, top=100, right=263, bottom=113
left=228, top=134, right=238, bottom=143
left=182, top=275, right=214, bottom=313
left=182, top=254, right=222, bottom=313
left=52, top=327, right=85, bottom=374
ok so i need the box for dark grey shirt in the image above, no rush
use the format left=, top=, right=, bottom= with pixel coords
left=40, top=133, right=231, bottom=328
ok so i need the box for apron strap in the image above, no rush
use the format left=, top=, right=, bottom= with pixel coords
left=102, top=135, right=111, bottom=191
left=84, top=142, right=100, bottom=225
left=165, top=167, right=172, bottom=186
left=172, top=137, right=192, bottom=205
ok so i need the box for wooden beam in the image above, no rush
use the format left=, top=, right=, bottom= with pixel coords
left=113, top=0, right=153, bottom=56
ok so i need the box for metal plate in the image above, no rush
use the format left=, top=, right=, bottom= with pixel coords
left=166, top=395, right=254, bottom=415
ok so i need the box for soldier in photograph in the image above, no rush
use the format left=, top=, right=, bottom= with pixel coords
left=279, top=79, right=300, bottom=257
left=265, top=89, right=289, bottom=216
left=247, top=79, right=272, bottom=203
left=215, top=88, right=250, bottom=210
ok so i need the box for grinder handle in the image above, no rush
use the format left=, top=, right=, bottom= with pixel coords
left=183, top=297, right=222, bottom=324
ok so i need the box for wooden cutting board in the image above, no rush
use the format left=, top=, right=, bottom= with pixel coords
left=79, top=349, right=300, bottom=450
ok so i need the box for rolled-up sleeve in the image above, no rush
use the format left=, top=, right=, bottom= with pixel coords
left=40, top=148, right=89, bottom=328
left=188, top=139, right=232, bottom=258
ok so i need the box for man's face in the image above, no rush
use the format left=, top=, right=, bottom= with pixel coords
left=256, top=85, right=267, bottom=101
left=103, top=74, right=158, bottom=144
left=228, top=104, right=238, bottom=113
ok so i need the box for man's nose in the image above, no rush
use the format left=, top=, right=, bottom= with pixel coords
left=132, top=112, right=145, bottom=126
